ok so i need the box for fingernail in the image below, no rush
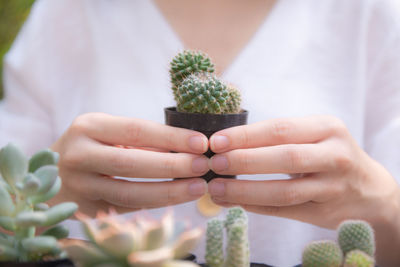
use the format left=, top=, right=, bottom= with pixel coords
left=209, top=181, right=225, bottom=196
left=188, top=135, right=208, bottom=152
left=192, top=157, right=209, bottom=173
left=188, top=180, right=206, bottom=196
left=211, top=135, right=230, bottom=151
left=210, top=155, right=229, bottom=172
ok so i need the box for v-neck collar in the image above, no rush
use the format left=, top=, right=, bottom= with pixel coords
left=148, top=0, right=285, bottom=79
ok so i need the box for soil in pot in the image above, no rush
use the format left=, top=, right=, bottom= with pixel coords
left=165, top=107, right=248, bottom=182
left=0, top=259, right=74, bottom=267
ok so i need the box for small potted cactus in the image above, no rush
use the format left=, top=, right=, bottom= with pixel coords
left=202, top=207, right=271, bottom=267
left=62, top=209, right=202, bottom=267
left=0, top=143, right=78, bottom=266
left=299, top=220, right=376, bottom=267
left=165, top=50, right=248, bottom=182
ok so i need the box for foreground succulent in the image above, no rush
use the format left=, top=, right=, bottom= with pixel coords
left=205, top=207, right=250, bottom=267
left=170, top=50, right=241, bottom=114
left=302, top=220, right=376, bottom=267
left=63, top=210, right=202, bottom=267
left=0, top=143, right=77, bottom=262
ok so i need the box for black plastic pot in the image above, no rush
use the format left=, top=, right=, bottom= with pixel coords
left=0, top=259, right=74, bottom=267
left=164, top=107, right=249, bottom=182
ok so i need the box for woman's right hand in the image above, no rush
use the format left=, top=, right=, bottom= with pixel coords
left=49, top=113, right=210, bottom=216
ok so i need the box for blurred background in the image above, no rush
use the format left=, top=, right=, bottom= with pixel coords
left=0, top=0, right=35, bottom=100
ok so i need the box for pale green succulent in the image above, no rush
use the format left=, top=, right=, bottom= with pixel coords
left=205, top=207, right=250, bottom=267
left=62, top=210, right=202, bottom=267
left=0, top=143, right=77, bottom=262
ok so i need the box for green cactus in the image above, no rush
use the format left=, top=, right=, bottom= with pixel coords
left=170, top=50, right=215, bottom=99
left=170, top=50, right=242, bottom=114
left=63, top=210, right=202, bottom=267
left=205, top=207, right=250, bottom=267
left=343, top=250, right=374, bottom=267
left=338, top=220, right=375, bottom=257
left=205, top=219, right=224, bottom=267
left=0, top=143, right=77, bottom=262
left=302, top=240, right=343, bottom=267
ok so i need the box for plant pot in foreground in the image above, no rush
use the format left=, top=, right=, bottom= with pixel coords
left=165, top=107, right=248, bottom=182
left=0, top=259, right=74, bottom=267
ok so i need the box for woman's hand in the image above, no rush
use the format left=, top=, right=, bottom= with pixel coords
left=207, top=116, right=400, bottom=266
left=50, top=113, right=209, bottom=216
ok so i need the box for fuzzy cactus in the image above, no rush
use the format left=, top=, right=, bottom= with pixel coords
left=302, top=240, right=343, bottom=267
left=205, top=207, right=250, bottom=267
left=62, top=210, right=202, bottom=267
left=0, top=143, right=77, bottom=262
left=170, top=50, right=215, bottom=100
left=343, top=250, right=374, bottom=267
left=170, top=50, right=241, bottom=114
left=338, top=220, right=375, bottom=257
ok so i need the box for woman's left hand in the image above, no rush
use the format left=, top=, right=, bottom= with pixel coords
left=208, top=116, right=400, bottom=230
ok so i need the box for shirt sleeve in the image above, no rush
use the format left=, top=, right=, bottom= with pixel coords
left=0, top=0, right=90, bottom=155
left=363, top=0, right=400, bottom=181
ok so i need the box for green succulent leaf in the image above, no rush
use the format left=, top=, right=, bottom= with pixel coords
left=0, top=143, right=28, bottom=186
left=62, top=240, right=111, bottom=266
left=41, top=225, right=69, bottom=240
left=162, top=260, right=200, bottom=267
left=21, top=236, right=59, bottom=254
left=29, top=149, right=59, bottom=173
left=0, top=182, right=14, bottom=216
left=0, top=243, right=18, bottom=261
left=29, top=175, right=61, bottom=204
left=15, top=211, right=47, bottom=227
left=21, top=173, right=41, bottom=195
left=34, top=165, right=58, bottom=194
left=34, top=203, right=49, bottom=211
left=41, top=202, right=78, bottom=227
left=0, top=216, right=15, bottom=231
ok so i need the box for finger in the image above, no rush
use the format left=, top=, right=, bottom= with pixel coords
left=72, top=113, right=208, bottom=153
left=209, top=143, right=336, bottom=175
left=68, top=174, right=207, bottom=209
left=78, top=144, right=210, bottom=178
left=210, top=116, right=346, bottom=152
left=208, top=176, right=341, bottom=207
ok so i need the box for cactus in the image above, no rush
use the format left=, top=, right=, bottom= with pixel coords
left=62, top=210, right=202, bottom=267
left=170, top=50, right=241, bottom=114
left=205, top=207, right=250, bottom=267
left=343, top=250, right=374, bottom=267
left=0, top=143, right=77, bottom=262
left=338, top=220, right=375, bottom=257
left=302, top=240, right=343, bottom=267
left=170, top=50, right=215, bottom=100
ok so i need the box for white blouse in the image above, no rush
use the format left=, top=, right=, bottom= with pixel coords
left=1, top=0, right=400, bottom=266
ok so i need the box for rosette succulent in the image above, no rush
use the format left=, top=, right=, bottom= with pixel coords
left=0, top=143, right=77, bottom=262
left=170, top=50, right=241, bottom=114
left=62, top=210, right=202, bottom=267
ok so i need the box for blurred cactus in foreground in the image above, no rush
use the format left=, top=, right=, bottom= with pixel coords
left=205, top=207, right=250, bottom=267
left=302, top=220, right=376, bottom=267
left=62, top=210, right=202, bottom=267
left=0, top=143, right=77, bottom=262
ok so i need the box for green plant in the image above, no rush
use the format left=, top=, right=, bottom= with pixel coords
left=170, top=50, right=241, bottom=114
left=338, top=220, right=375, bottom=257
left=62, top=210, right=202, bottom=267
left=0, top=143, right=78, bottom=262
left=343, top=250, right=374, bottom=267
left=302, top=241, right=343, bottom=267
left=205, top=207, right=250, bottom=267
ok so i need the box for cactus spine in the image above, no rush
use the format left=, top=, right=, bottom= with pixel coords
left=0, top=143, right=77, bottom=262
left=170, top=50, right=241, bottom=114
left=205, top=207, right=250, bottom=267
left=338, top=220, right=375, bottom=257
left=302, top=241, right=343, bottom=267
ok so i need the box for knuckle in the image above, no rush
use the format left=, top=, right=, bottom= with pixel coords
left=283, top=146, right=306, bottom=171
left=332, top=149, right=353, bottom=171
left=109, top=154, right=135, bottom=173
left=281, top=187, right=302, bottom=205
left=164, top=129, right=177, bottom=149
left=237, top=150, right=252, bottom=174
left=326, top=116, right=348, bottom=137
left=69, top=113, right=97, bottom=135
left=270, top=119, right=294, bottom=142
left=164, top=185, right=179, bottom=205
left=62, top=148, right=85, bottom=168
left=125, top=120, right=143, bottom=144
left=162, top=157, right=178, bottom=177
left=238, top=126, right=251, bottom=147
